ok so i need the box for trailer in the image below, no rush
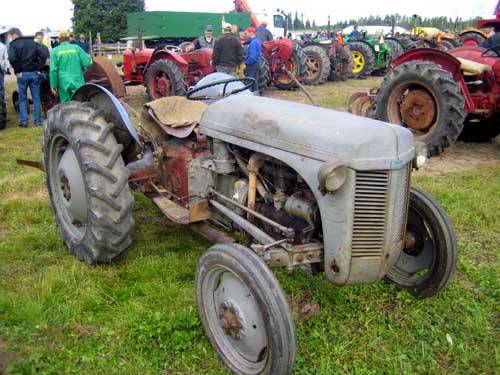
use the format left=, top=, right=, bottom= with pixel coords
left=127, top=11, right=252, bottom=45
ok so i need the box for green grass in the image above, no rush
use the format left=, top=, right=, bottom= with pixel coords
left=0, top=80, right=499, bottom=374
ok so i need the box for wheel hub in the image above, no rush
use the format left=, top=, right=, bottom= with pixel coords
left=219, top=302, right=243, bottom=338
left=156, top=74, right=172, bottom=96
left=56, top=147, right=88, bottom=226
left=306, top=57, right=320, bottom=78
left=399, top=89, right=437, bottom=130
left=352, top=51, right=365, bottom=74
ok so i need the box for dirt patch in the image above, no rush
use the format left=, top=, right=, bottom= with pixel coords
left=0, top=338, right=17, bottom=375
left=417, top=140, right=500, bottom=176
left=289, top=290, right=321, bottom=322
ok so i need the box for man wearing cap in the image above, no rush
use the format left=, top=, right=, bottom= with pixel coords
left=212, top=23, right=243, bottom=77
left=244, top=27, right=262, bottom=93
left=255, top=21, right=274, bottom=42
left=196, top=25, right=216, bottom=49
left=49, top=30, right=92, bottom=103
left=8, top=27, right=48, bottom=127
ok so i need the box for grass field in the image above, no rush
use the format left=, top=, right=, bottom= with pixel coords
left=0, top=79, right=499, bottom=375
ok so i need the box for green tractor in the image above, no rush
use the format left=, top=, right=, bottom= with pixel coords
left=297, top=35, right=354, bottom=85
left=345, top=34, right=391, bottom=78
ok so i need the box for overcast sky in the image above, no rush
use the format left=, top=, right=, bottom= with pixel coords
left=0, top=0, right=496, bottom=34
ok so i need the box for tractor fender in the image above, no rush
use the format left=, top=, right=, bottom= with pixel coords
left=71, top=83, right=140, bottom=146
left=146, top=48, right=189, bottom=74
left=391, top=48, right=475, bottom=112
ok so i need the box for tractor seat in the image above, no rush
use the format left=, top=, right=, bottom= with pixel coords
left=456, top=57, right=491, bottom=76
left=141, top=96, right=208, bottom=139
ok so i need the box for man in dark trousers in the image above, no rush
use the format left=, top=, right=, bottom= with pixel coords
left=212, top=23, right=243, bottom=76
left=244, top=27, right=262, bottom=93
left=8, top=27, right=48, bottom=127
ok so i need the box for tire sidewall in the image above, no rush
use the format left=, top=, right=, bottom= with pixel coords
left=196, top=244, right=295, bottom=374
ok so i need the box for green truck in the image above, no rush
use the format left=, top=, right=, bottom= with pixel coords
left=126, top=11, right=251, bottom=44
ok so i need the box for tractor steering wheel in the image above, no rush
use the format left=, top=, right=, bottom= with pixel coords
left=186, top=77, right=255, bottom=101
left=481, top=44, right=500, bottom=58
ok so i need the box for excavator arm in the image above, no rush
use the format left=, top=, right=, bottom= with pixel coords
left=234, top=0, right=260, bottom=27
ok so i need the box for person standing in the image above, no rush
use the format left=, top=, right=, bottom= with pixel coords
left=255, top=21, right=273, bottom=42
left=75, top=34, right=90, bottom=54
left=212, top=23, right=243, bottom=77
left=8, top=27, right=48, bottom=127
left=244, top=27, right=262, bottom=93
left=194, top=25, right=215, bottom=50
left=34, top=31, right=50, bottom=65
left=50, top=31, right=92, bottom=103
left=0, top=40, right=8, bottom=130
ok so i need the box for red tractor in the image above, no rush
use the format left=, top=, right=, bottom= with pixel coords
left=122, top=45, right=215, bottom=99
left=350, top=23, right=500, bottom=155
left=460, top=1, right=500, bottom=46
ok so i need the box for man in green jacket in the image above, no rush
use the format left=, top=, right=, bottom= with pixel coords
left=50, top=30, right=92, bottom=103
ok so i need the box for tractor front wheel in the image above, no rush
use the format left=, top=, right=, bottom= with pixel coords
left=303, top=45, right=330, bottom=85
left=196, top=243, right=296, bottom=374
left=44, top=102, right=134, bottom=264
left=349, top=41, right=375, bottom=78
left=145, top=59, right=186, bottom=100
left=376, top=61, right=466, bottom=155
left=386, top=188, right=457, bottom=298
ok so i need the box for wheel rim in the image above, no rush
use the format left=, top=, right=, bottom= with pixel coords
left=387, top=207, right=436, bottom=286
left=49, top=135, right=88, bottom=241
left=150, top=70, right=172, bottom=98
left=387, top=82, right=439, bottom=137
left=352, top=51, right=365, bottom=74
left=276, top=58, right=299, bottom=85
left=202, top=266, right=267, bottom=373
left=306, top=56, right=320, bottom=80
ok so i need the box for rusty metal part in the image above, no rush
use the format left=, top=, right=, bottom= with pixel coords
left=348, top=88, right=378, bottom=117
left=233, top=152, right=271, bottom=202
left=261, top=242, right=324, bottom=268
left=405, top=231, right=416, bottom=250
left=219, top=302, right=243, bottom=337
left=284, top=68, right=319, bottom=107
left=399, top=89, right=437, bottom=130
left=189, top=222, right=236, bottom=244
left=16, top=159, right=45, bottom=171
left=84, top=56, right=127, bottom=97
left=153, top=195, right=210, bottom=224
left=208, top=188, right=295, bottom=237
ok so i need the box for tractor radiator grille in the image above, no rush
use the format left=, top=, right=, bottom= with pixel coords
left=352, top=170, right=390, bottom=258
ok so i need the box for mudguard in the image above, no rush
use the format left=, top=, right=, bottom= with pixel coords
left=73, top=83, right=139, bottom=143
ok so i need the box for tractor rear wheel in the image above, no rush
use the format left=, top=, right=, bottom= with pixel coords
left=44, top=102, right=134, bottom=264
left=385, top=38, right=405, bottom=59
left=274, top=43, right=308, bottom=90
left=258, top=60, right=271, bottom=92
left=0, top=92, right=6, bottom=129
left=376, top=61, right=466, bottom=156
left=460, top=32, right=486, bottom=46
left=145, top=59, right=186, bottom=100
left=303, top=45, right=330, bottom=85
left=460, top=116, right=500, bottom=142
left=196, top=243, right=296, bottom=375
left=329, top=45, right=354, bottom=81
left=349, top=41, right=375, bottom=78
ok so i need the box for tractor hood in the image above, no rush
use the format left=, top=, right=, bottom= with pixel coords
left=200, top=96, right=415, bottom=170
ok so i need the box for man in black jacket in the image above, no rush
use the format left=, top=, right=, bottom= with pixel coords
left=212, top=23, right=243, bottom=76
left=8, top=27, right=48, bottom=127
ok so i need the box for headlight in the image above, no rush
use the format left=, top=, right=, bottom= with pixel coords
left=318, top=161, right=348, bottom=193
left=413, top=142, right=428, bottom=169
